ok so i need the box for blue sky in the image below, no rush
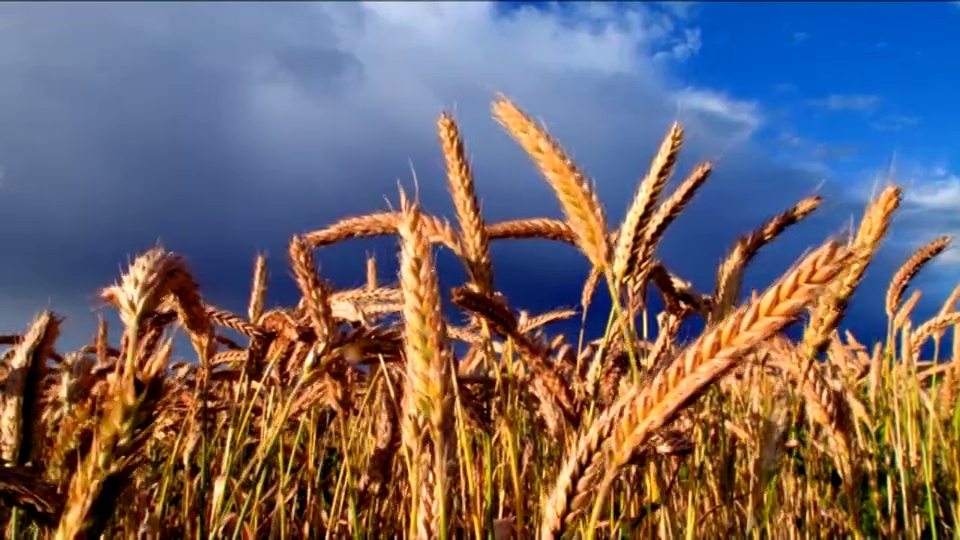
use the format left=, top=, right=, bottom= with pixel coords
left=690, top=2, right=958, bottom=181
left=0, top=2, right=957, bottom=353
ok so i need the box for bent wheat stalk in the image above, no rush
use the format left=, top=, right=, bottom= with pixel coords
left=712, top=195, right=822, bottom=320
left=491, top=94, right=610, bottom=271
left=885, top=235, right=952, bottom=319
left=589, top=239, right=848, bottom=534
left=542, top=239, right=848, bottom=539
left=803, top=185, right=901, bottom=364
left=57, top=248, right=182, bottom=540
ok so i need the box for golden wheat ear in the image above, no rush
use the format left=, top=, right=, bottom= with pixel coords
left=248, top=252, right=268, bottom=324
left=589, top=239, right=849, bottom=529
left=619, top=161, right=713, bottom=319
left=0, top=311, right=60, bottom=467
left=57, top=248, right=189, bottom=536
left=803, top=184, right=901, bottom=363
left=492, top=94, right=610, bottom=271
left=289, top=234, right=334, bottom=345
left=612, top=122, right=684, bottom=285
left=885, top=235, right=952, bottom=319
left=439, top=111, right=493, bottom=293
left=396, top=188, right=455, bottom=540
left=712, top=195, right=822, bottom=320
left=541, top=238, right=848, bottom=537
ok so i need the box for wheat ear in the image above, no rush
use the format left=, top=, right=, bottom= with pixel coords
left=892, top=290, right=922, bottom=332
left=0, top=311, right=60, bottom=465
left=932, top=281, right=960, bottom=360
left=397, top=190, right=455, bottom=540
left=591, top=239, right=848, bottom=527
left=712, top=195, right=822, bottom=319
left=625, top=162, right=712, bottom=311
left=248, top=252, right=268, bottom=324
left=803, top=185, right=901, bottom=362
left=885, top=235, right=952, bottom=319
left=289, top=234, right=334, bottom=345
left=439, top=111, right=493, bottom=293
left=612, top=122, right=683, bottom=284
left=542, top=239, right=846, bottom=538
left=910, top=312, right=960, bottom=362
left=57, top=248, right=181, bottom=540
left=366, top=253, right=378, bottom=291
left=765, top=338, right=856, bottom=483
left=492, top=95, right=610, bottom=270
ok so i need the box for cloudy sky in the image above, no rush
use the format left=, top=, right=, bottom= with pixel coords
left=1, top=2, right=958, bottom=352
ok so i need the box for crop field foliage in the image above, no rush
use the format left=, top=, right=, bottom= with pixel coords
left=0, top=95, right=958, bottom=539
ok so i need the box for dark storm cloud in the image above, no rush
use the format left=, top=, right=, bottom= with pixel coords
left=0, top=2, right=924, bottom=351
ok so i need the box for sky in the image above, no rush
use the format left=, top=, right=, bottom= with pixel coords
left=0, top=1, right=958, bottom=355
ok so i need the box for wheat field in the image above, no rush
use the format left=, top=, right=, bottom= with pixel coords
left=0, top=95, right=958, bottom=539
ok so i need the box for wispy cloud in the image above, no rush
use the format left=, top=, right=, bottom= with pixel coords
left=813, top=144, right=860, bottom=161
left=809, top=94, right=883, bottom=113
left=654, top=27, right=702, bottom=62
left=894, top=164, right=960, bottom=271
left=673, top=87, right=762, bottom=141
left=777, top=131, right=803, bottom=148
left=792, top=31, right=810, bottom=45
left=871, top=114, right=921, bottom=131
left=773, top=132, right=859, bottom=164
left=904, top=169, right=960, bottom=213
left=657, top=1, right=699, bottom=19
left=773, top=82, right=798, bottom=93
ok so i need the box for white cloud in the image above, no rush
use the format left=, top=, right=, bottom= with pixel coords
left=0, top=3, right=751, bottom=339
left=891, top=164, right=960, bottom=272
left=673, top=87, right=762, bottom=141
left=904, top=174, right=960, bottom=212
left=657, top=2, right=700, bottom=19
left=655, top=28, right=702, bottom=62
left=235, top=2, right=761, bottom=174
left=0, top=2, right=891, bottom=345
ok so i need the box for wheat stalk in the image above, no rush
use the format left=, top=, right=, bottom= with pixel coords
left=803, top=185, right=901, bottom=362
left=542, top=238, right=847, bottom=538
left=439, top=111, right=493, bottom=293
left=0, top=311, right=60, bottom=466
left=57, top=248, right=180, bottom=540
left=885, top=235, right=952, bottom=319
left=492, top=95, right=610, bottom=270
left=612, top=122, right=684, bottom=284
left=713, top=195, right=822, bottom=319
left=396, top=190, right=455, bottom=540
